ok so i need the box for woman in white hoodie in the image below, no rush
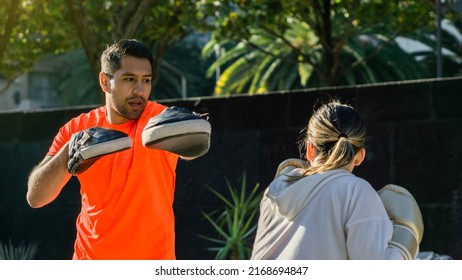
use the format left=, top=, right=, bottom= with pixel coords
left=251, top=100, right=423, bottom=260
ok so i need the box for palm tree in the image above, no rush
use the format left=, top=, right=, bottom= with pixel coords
left=403, top=19, right=462, bottom=78
left=202, top=16, right=434, bottom=96
left=198, top=0, right=462, bottom=96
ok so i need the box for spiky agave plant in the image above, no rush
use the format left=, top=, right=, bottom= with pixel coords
left=0, top=239, right=39, bottom=260
left=199, top=172, right=263, bottom=260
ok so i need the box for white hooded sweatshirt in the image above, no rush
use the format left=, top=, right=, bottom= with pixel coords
left=251, top=168, right=404, bottom=260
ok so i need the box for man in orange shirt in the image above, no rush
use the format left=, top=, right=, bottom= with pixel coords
left=26, top=39, right=207, bottom=259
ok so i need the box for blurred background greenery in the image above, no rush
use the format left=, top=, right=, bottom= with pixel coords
left=1, top=0, right=461, bottom=108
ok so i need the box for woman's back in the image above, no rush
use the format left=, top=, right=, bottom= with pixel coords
left=251, top=168, right=399, bottom=259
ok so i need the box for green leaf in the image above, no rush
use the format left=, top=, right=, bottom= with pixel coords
left=198, top=171, right=263, bottom=259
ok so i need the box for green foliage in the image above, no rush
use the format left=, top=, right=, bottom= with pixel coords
left=54, top=49, right=99, bottom=106
left=0, top=239, right=39, bottom=260
left=199, top=0, right=460, bottom=95
left=404, top=20, right=462, bottom=77
left=199, top=172, right=263, bottom=260
left=1, top=0, right=461, bottom=102
left=1, top=0, right=213, bottom=102
left=153, top=33, right=216, bottom=99
left=0, top=0, right=78, bottom=80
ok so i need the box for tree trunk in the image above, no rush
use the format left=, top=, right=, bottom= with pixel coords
left=111, top=0, right=158, bottom=41
left=65, top=0, right=104, bottom=104
left=111, top=0, right=164, bottom=90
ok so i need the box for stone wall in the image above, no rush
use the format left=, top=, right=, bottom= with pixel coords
left=1, top=77, right=461, bottom=259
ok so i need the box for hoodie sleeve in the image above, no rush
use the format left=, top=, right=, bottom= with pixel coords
left=344, top=179, right=405, bottom=260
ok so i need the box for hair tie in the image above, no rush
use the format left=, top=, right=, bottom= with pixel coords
left=338, top=133, right=348, bottom=139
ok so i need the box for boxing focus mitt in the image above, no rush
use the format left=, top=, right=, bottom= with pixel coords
left=142, top=106, right=211, bottom=159
left=67, top=127, right=132, bottom=175
left=378, top=184, right=424, bottom=260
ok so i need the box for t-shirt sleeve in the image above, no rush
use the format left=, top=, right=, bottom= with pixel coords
left=47, top=122, right=74, bottom=156
left=47, top=113, right=90, bottom=156
left=47, top=108, right=101, bottom=156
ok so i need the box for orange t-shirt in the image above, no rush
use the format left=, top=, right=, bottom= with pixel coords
left=47, top=101, right=179, bottom=260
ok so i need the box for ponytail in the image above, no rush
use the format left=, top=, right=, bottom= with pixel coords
left=294, top=100, right=366, bottom=179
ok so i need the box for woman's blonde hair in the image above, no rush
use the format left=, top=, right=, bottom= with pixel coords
left=298, top=100, right=366, bottom=177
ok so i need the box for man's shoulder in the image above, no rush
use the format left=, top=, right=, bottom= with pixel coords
left=66, top=106, right=106, bottom=129
left=142, top=101, right=168, bottom=117
left=146, top=100, right=168, bottom=110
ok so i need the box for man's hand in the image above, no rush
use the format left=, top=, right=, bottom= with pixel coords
left=142, top=106, right=211, bottom=159
left=68, top=127, right=132, bottom=175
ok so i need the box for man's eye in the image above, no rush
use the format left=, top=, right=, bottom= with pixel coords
left=124, top=77, right=134, bottom=81
left=143, top=79, right=152, bottom=84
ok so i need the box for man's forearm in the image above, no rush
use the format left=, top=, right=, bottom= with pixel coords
left=27, top=143, right=72, bottom=208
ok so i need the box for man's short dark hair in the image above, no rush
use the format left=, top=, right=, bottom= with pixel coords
left=100, top=39, right=154, bottom=74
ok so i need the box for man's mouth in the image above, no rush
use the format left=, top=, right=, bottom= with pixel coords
left=128, top=99, right=145, bottom=110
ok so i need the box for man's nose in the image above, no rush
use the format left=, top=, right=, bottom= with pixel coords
left=133, top=81, right=145, bottom=95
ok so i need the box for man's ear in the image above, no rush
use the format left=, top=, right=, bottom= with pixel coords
left=99, top=72, right=110, bottom=93
left=353, top=147, right=366, bottom=166
left=306, top=143, right=316, bottom=162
